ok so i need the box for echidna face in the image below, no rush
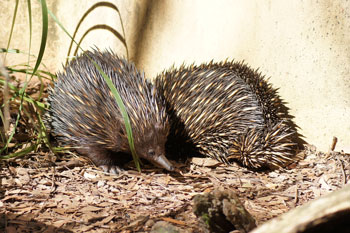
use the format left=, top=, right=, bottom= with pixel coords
left=135, top=122, right=174, bottom=171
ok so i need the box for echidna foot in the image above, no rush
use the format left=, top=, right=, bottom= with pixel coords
left=99, top=165, right=124, bottom=175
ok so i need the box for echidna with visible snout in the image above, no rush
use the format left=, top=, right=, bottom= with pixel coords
left=155, top=61, right=299, bottom=169
left=45, top=49, right=174, bottom=173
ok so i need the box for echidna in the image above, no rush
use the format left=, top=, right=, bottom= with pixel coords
left=155, top=61, right=298, bottom=169
left=45, top=49, right=174, bottom=173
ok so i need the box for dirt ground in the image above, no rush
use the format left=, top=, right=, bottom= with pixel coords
left=0, top=144, right=349, bottom=232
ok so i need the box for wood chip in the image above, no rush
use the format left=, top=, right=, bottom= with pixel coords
left=0, top=145, right=349, bottom=231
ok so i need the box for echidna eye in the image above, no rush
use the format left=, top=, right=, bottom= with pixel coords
left=148, top=150, right=155, bottom=157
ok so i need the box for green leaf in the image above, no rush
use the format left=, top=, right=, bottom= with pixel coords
left=47, top=8, right=141, bottom=172
left=1, top=144, right=36, bottom=159
left=32, top=0, right=48, bottom=77
left=90, top=60, right=141, bottom=172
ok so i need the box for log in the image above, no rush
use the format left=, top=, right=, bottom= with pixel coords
left=251, top=184, right=350, bottom=233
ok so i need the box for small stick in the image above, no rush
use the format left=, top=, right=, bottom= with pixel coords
left=338, top=158, right=347, bottom=186
left=330, top=136, right=338, bottom=151
left=294, top=185, right=299, bottom=205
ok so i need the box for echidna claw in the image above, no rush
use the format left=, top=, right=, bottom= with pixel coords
left=99, top=165, right=124, bottom=175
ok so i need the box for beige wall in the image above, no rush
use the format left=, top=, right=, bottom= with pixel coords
left=1, top=0, right=349, bottom=152
left=0, top=0, right=146, bottom=70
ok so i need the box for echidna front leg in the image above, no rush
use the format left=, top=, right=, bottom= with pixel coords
left=76, top=146, right=123, bottom=174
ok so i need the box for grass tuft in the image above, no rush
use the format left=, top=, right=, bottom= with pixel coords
left=1, top=1, right=140, bottom=172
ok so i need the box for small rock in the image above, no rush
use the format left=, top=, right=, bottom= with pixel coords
left=268, top=172, right=279, bottom=178
left=193, top=188, right=256, bottom=233
left=145, top=219, right=155, bottom=229
left=151, top=221, right=180, bottom=233
left=83, top=172, right=96, bottom=179
left=97, top=180, right=105, bottom=187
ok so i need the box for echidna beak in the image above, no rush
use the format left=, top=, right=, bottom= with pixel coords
left=153, top=154, right=174, bottom=171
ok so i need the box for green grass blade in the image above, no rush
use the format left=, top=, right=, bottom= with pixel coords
left=0, top=110, right=5, bottom=143
left=90, top=60, right=141, bottom=171
left=6, top=67, right=56, bottom=81
left=1, top=0, right=19, bottom=149
left=0, top=79, right=46, bottom=109
left=1, top=0, right=48, bottom=155
left=4, top=0, right=19, bottom=62
left=47, top=8, right=141, bottom=171
left=66, top=2, right=129, bottom=62
left=73, top=25, right=126, bottom=57
left=0, top=48, right=20, bottom=54
left=0, top=63, right=11, bottom=152
left=27, top=0, right=32, bottom=52
left=47, top=8, right=73, bottom=41
left=1, top=144, right=37, bottom=159
left=27, top=0, right=32, bottom=71
left=31, top=0, right=48, bottom=77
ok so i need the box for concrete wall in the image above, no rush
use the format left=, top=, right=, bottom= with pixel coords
left=1, top=0, right=349, bottom=152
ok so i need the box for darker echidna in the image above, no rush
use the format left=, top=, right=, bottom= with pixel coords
left=155, top=61, right=298, bottom=169
left=45, top=49, right=173, bottom=173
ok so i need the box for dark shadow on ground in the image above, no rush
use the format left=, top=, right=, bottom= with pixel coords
left=0, top=213, right=73, bottom=233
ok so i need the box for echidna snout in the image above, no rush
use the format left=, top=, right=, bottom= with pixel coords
left=45, top=49, right=173, bottom=173
left=148, top=153, right=174, bottom=171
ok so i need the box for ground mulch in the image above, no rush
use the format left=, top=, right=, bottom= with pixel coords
left=0, top=144, right=349, bottom=232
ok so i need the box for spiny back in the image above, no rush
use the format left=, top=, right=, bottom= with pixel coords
left=156, top=61, right=297, bottom=169
left=46, top=49, right=172, bottom=172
